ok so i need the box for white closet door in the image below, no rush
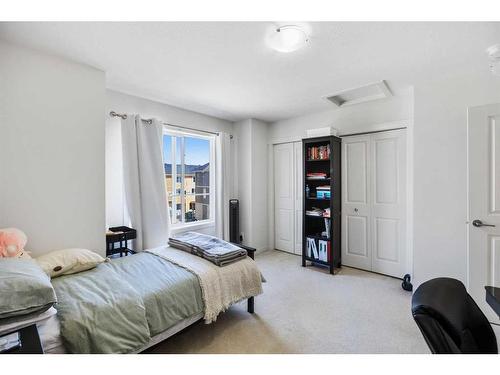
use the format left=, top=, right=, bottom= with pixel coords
left=341, top=135, right=372, bottom=270
left=370, top=130, right=406, bottom=278
left=274, top=143, right=295, bottom=253
left=341, top=129, right=407, bottom=278
left=294, top=142, right=303, bottom=255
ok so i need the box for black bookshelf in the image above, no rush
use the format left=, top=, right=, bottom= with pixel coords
left=302, top=136, right=341, bottom=274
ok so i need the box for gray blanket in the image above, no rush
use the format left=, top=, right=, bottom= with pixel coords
left=169, top=232, right=247, bottom=266
left=51, top=252, right=203, bottom=353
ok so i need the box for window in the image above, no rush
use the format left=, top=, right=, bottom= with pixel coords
left=163, top=128, right=214, bottom=226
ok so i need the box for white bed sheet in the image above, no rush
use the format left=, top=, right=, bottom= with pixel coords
left=0, top=307, right=57, bottom=336
left=37, top=313, right=65, bottom=354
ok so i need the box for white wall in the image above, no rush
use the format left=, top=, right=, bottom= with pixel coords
left=270, top=93, right=411, bottom=142
left=105, top=89, right=234, bottom=236
left=234, top=118, right=270, bottom=251
left=267, top=65, right=500, bottom=290
left=234, top=119, right=252, bottom=245
left=412, top=66, right=500, bottom=289
left=0, top=41, right=106, bottom=256
left=267, top=93, right=411, bottom=252
left=107, top=90, right=234, bottom=135
left=105, top=116, right=125, bottom=227
left=250, top=119, right=270, bottom=251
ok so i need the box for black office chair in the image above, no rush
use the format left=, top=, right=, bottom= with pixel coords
left=411, top=277, right=498, bottom=354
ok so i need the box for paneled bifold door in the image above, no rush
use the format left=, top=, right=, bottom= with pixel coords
left=274, top=142, right=303, bottom=255
left=341, top=130, right=407, bottom=278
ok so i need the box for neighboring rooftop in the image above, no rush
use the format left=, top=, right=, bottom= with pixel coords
left=164, top=163, right=209, bottom=174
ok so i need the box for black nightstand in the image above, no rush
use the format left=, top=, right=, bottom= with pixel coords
left=106, top=226, right=137, bottom=257
left=0, top=324, right=43, bottom=354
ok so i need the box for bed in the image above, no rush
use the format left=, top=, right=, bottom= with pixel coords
left=35, top=244, right=262, bottom=354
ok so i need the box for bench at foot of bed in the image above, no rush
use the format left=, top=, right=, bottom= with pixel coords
left=234, top=242, right=257, bottom=315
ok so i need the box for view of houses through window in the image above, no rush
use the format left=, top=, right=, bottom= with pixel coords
left=163, top=130, right=212, bottom=225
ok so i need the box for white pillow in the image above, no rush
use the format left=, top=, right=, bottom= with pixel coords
left=36, top=248, right=106, bottom=278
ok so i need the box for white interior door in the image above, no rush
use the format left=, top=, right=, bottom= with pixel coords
left=342, top=135, right=372, bottom=270
left=370, top=130, right=407, bottom=278
left=468, top=103, right=500, bottom=322
left=294, top=142, right=303, bottom=255
left=274, top=143, right=295, bottom=253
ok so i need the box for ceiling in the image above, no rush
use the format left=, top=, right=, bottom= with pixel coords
left=1, top=22, right=499, bottom=122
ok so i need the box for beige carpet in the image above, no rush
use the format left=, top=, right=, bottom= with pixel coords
left=145, top=250, right=429, bottom=354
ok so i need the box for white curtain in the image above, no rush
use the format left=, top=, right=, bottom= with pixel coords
left=215, top=132, right=232, bottom=240
left=121, top=115, right=170, bottom=251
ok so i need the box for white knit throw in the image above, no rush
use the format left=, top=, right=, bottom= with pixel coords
left=146, top=246, right=263, bottom=323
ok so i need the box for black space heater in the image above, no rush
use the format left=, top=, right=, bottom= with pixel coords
left=229, top=199, right=240, bottom=244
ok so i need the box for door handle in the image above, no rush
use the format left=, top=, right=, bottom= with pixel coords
left=472, top=219, right=496, bottom=228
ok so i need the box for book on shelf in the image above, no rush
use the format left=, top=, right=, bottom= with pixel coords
left=307, top=144, right=330, bottom=160
left=306, top=172, right=328, bottom=180
left=306, top=207, right=331, bottom=217
left=306, top=237, right=319, bottom=259
left=318, top=240, right=329, bottom=262
left=324, top=217, right=331, bottom=235
left=306, top=237, right=331, bottom=263
left=318, top=240, right=331, bottom=262
left=323, top=208, right=331, bottom=218
left=316, top=185, right=330, bottom=199
left=305, top=207, right=324, bottom=216
left=316, top=190, right=331, bottom=199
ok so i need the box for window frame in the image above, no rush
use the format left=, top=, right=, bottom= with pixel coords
left=163, top=126, right=215, bottom=228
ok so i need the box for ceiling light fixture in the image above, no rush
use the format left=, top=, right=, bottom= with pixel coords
left=268, top=25, right=309, bottom=53
left=487, top=44, right=500, bottom=76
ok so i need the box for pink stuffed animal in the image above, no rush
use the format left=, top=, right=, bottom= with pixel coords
left=0, top=228, right=31, bottom=259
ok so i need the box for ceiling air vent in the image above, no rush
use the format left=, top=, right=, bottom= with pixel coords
left=324, top=80, right=392, bottom=108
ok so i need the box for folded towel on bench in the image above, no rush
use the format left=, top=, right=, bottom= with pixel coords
left=168, top=232, right=247, bottom=266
